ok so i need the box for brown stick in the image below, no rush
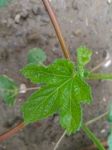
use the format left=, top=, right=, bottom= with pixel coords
left=42, top=0, right=70, bottom=59
left=0, top=122, right=25, bottom=142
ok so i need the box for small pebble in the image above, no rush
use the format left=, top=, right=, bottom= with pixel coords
left=72, top=29, right=81, bottom=37
left=32, top=7, right=44, bottom=16
left=19, top=83, right=27, bottom=94
left=95, top=51, right=98, bottom=55
left=15, top=14, right=21, bottom=24
left=20, top=10, right=29, bottom=19
left=85, top=17, right=89, bottom=26
left=103, top=97, right=107, bottom=102
left=32, top=6, right=39, bottom=15
left=101, top=129, right=106, bottom=133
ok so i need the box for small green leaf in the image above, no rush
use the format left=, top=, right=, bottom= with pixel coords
left=87, top=73, right=112, bottom=80
left=108, top=131, right=112, bottom=150
left=108, top=101, right=112, bottom=149
left=21, top=59, right=92, bottom=134
left=0, top=0, right=11, bottom=7
left=77, top=46, right=92, bottom=77
left=27, top=48, right=47, bottom=64
left=0, top=75, right=19, bottom=105
left=77, top=46, right=92, bottom=66
left=108, top=101, right=112, bottom=123
left=82, top=124, right=105, bottom=150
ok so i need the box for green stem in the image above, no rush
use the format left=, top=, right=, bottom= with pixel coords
left=82, top=124, right=106, bottom=150
left=87, top=73, right=112, bottom=80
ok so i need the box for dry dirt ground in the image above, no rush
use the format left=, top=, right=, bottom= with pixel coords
left=0, top=0, right=112, bottom=150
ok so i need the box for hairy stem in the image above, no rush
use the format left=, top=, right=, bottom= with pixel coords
left=42, top=0, right=70, bottom=59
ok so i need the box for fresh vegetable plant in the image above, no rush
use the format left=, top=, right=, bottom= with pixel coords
left=0, top=0, right=112, bottom=149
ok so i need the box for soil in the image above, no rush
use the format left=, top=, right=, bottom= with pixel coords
left=0, top=0, right=112, bottom=150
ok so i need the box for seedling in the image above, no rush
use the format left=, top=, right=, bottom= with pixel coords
left=0, top=0, right=111, bottom=150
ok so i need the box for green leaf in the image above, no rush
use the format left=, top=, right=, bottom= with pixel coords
left=0, top=75, right=19, bottom=105
left=82, top=124, right=105, bottom=150
left=108, top=101, right=112, bottom=150
left=27, top=48, right=47, bottom=64
left=21, top=59, right=92, bottom=134
left=108, top=101, right=112, bottom=123
left=0, top=0, right=11, bottom=7
left=77, top=46, right=92, bottom=66
left=21, top=59, right=74, bottom=84
left=21, top=84, right=62, bottom=123
left=77, top=46, right=92, bottom=77
left=60, top=103, right=82, bottom=134
left=87, top=73, right=112, bottom=80
left=108, top=130, right=112, bottom=150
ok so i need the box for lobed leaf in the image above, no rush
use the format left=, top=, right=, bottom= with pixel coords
left=0, top=75, right=19, bottom=105
left=77, top=46, right=92, bottom=66
left=21, top=59, right=74, bottom=84
left=21, top=59, right=92, bottom=134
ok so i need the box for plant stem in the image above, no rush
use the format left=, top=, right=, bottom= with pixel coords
left=54, top=131, right=66, bottom=150
left=0, top=122, right=25, bottom=142
left=90, top=60, right=106, bottom=72
left=26, top=87, right=40, bottom=91
left=82, top=140, right=107, bottom=150
left=0, top=111, right=107, bottom=143
left=86, top=112, right=108, bottom=126
left=42, top=0, right=70, bottom=59
left=41, top=2, right=70, bottom=148
left=53, top=112, right=108, bottom=150
left=82, top=124, right=105, bottom=150
left=87, top=73, right=112, bottom=80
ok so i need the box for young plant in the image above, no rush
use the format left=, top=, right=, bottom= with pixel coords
left=21, top=47, right=92, bottom=134
left=0, top=0, right=111, bottom=149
